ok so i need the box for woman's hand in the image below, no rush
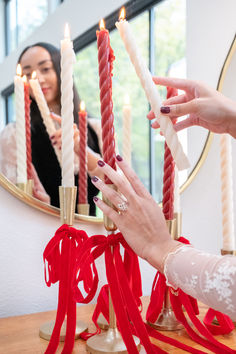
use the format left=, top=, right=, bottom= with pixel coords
left=148, top=77, right=236, bottom=138
left=31, top=164, right=50, bottom=204
left=91, top=156, right=180, bottom=272
left=50, top=113, right=80, bottom=153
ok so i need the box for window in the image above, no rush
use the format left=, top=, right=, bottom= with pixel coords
left=4, top=0, right=61, bottom=55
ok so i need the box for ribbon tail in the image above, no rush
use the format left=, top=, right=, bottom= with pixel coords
left=146, top=271, right=167, bottom=323
left=204, top=308, right=234, bottom=335
left=45, top=237, right=70, bottom=354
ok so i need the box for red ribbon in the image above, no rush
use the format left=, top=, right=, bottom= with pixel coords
left=203, top=308, right=234, bottom=335
left=73, top=232, right=208, bottom=353
left=43, top=224, right=92, bottom=354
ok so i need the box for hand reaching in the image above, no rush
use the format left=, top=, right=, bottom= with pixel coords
left=147, top=77, right=236, bottom=138
left=91, top=156, right=180, bottom=272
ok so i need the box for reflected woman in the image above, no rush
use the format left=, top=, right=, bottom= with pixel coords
left=0, top=42, right=102, bottom=216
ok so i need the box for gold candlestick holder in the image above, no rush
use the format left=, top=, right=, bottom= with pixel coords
left=86, top=186, right=141, bottom=353
left=78, top=203, right=90, bottom=216
left=39, top=186, right=88, bottom=341
left=147, top=218, right=184, bottom=331
left=26, top=179, right=34, bottom=196
left=16, top=182, right=27, bottom=193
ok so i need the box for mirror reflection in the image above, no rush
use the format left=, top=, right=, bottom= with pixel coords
left=0, top=0, right=210, bottom=218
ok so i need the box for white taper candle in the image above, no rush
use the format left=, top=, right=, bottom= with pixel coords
left=220, top=134, right=235, bottom=251
left=60, top=23, right=76, bottom=187
left=122, top=94, right=132, bottom=166
left=14, top=65, right=27, bottom=184
left=116, top=13, right=189, bottom=171
left=29, top=73, right=61, bottom=164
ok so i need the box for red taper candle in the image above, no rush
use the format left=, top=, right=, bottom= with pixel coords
left=97, top=19, right=116, bottom=184
left=23, top=76, right=32, bottom=180
left=78, top=101, right=88, bottom=204
left=162, top=87, right=178, bottom=220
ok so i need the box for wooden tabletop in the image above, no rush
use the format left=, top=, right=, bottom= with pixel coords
left=0, top=297, right=236, bottom=353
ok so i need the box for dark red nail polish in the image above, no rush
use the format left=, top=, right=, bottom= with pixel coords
left=50, top=135, right=55, bottom=139
left=93, top=196, right=99, bottom=202
left=91, top=176, right=99, bottom=183
left=97, top=160, right=105, bottom=167
left=116, top=155, right=123, bottom=162
left=160, top=106, right=170, bottom=114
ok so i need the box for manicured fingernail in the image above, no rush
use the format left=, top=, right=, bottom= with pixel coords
left=91, top=176, right=99, bottom=183
left=97, top=160, right=105, bottom=167
left=50, top=135, right=55, bottom=139
left=93, top=196, right=99, bottom=202
left=116, top=155, right=123, bottom=161
left=160, top=106, right=170, bottom=114
left=52, top=141, right=56, bottom=145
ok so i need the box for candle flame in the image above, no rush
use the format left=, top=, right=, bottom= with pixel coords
left=31, top=71, right=37, bottom=79
left=124, top=94, right=130, bottom=105
left=22, top=75, right=27, bottom=83
left=64, top=23, right=70, bottom=39
left=119, top=7, right=126, bottom=21
left=16, top=64, right=22, bottom=76
left=99, top=19, right=105, bottom=30
left=80, top=101, right=86, bottom=112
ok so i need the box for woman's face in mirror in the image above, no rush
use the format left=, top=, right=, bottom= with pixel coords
left=20, top=46, right=59, bottom=107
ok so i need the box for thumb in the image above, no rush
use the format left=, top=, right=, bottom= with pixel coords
left=50, top=112, right=62, bottom=125
left=160, top=100, right=198, bottom=117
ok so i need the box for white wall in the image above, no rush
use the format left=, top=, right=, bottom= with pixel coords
left=1, top=0, right=236, bottom=317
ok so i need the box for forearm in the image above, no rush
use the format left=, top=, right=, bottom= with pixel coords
left=164, top=246, right=236, bottom=320
left=227, top=101, right=236, bottom=138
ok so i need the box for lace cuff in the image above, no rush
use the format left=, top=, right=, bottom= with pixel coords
left=163, top=244, right=193, bottom=289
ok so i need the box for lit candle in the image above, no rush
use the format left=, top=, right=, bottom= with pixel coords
left=29, top=71, right=61, bottom=164
left=115, top=8, right=189, bottom=171
left=60, top=23, right=76, bottom=187
left=97, top=19, right=116, bottom=183
left=220, top=134, right=235, bottom=251
left=78, top=101, right=88, bottom=204
left=22, top=75, right=32, bottom=180
left=122, top=94, right=132, bottom=166
left=14, top=64, right=27, bottom=184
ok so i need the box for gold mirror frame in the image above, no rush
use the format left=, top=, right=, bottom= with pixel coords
left=3, top=34, right=236, bottom=218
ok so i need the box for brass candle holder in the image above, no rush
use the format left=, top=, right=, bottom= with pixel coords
left=39, top=186, right=88, bottom=341
left=16, top=182, right=28, bottom=193
left=26, top=179, right=34, bottom=195
left=147, top=218, right=184, bottom=331
left=86, top=185, right=141, bottom=353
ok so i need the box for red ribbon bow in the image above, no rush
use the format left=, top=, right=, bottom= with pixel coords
left=73, top=232, right=208, bottom=353
left=43, top=224, right=93, bottom=354
left=203, top=308, right=234, bottom=335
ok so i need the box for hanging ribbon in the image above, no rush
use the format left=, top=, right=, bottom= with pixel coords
left=203, top=308, right=234, bottom=335
left=73, top=232, right=208, bottom=353
left=43, top=224, right=93, bottom=354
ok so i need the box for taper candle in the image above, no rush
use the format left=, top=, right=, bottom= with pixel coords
left=29, top=71, right=61, bottom=163
left=78, top=101, right=88, bottom=204
left=122, top=94, right=132, bottom=166
left=60, top=23, right=76, bottom=187
left=173, top=166, right=180, bottom=214
left=115, top=8, right=189, bottom=171
left=97, top=19, right=116, bottom=183
left=220, top=134, right=235, bottom=251
left=14, top=64, right=27, bottom=184
left=23, top=75, right=32, bottom=180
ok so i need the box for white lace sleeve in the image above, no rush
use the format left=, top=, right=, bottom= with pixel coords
left=0, top=123, right=17, bottom=183
left=164, top=246, right=236, bottom=320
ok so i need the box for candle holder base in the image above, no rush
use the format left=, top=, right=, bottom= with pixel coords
left=86, top=327, right=141, bottom=353
left=39, top=319, right=88, bottom=341
left=16, top=182, right=27, bottom=193
left=147, top=307, right=184, bottom=331
left=221, top=249, right=236, bottom=256
left=97, top=313, right=109, bottom=330
left=59, top=186, right=77, bottom=225
left=77, top=203, right=90, bottom=216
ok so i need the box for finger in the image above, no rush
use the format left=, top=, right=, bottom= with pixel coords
left=163, top=94, right=187, bottom=106
left=91, top=176, right=126, bottom=209
left=160, top=99, right=198, bottom=117
left=153, top=76, right=195, bottom=92
left=115, top=156, right=151, bottom=199
left=147, top=111, right=155, bottom=120
left=93, top=196, right=120, bottom=224
left=96, top=160, right=137, bottom=201
left=50, top=112, right=62, bottom=125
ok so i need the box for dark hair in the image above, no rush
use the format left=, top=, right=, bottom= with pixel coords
left=18, top=42, right=80, bottom=123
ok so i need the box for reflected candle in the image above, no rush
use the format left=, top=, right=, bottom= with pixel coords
left=122, top=94, right=132, bottom=166
left=14, top=64, right=27, bottom=184
left=23, top=75, right=32, bottom=180
left=78, top=101, right=88, bottom=204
